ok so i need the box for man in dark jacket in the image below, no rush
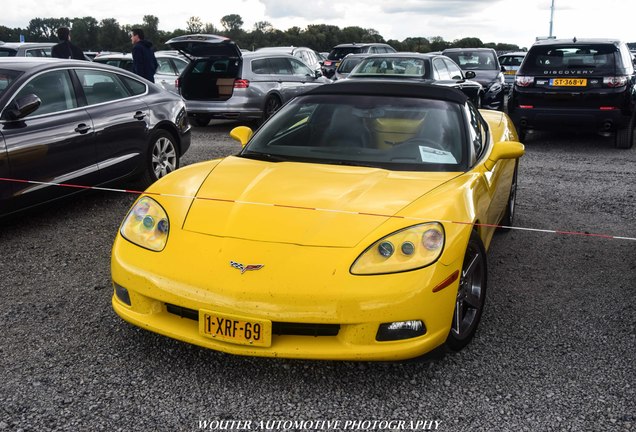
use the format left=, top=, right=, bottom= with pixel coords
left=130, top=28, right=159, bottom=82
left=51, top=27, right=85, bottom=60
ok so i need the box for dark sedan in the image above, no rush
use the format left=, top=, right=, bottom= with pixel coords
left=442, top=48, right=505, bottom=111
left=0, top=58, right=191, bottom=217
left=346, top=53, right=484, bottom=107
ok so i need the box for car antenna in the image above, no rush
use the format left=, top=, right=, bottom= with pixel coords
left=573, top=37, right=577, bottom=43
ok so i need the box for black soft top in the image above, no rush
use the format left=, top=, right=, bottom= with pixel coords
left=305, top=79, right=468, bottom=104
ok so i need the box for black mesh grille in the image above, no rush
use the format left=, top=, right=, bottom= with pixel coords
left=166, top=303, right=340, bottom=337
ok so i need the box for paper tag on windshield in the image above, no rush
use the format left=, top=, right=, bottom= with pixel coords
left=418, top=146, right=457, bottom=164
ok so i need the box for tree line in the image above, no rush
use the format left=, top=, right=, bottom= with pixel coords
left=1, top=14, right=526, bottom=54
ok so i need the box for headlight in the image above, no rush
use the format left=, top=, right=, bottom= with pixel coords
left=120, top=196, right=170, bottom=251
left=351, top=223, right=444, bottom=275
left=487, top=81, right=503, bottom=94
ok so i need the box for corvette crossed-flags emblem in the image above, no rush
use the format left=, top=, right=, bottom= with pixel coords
left=230, top=261, right=264, bottom=274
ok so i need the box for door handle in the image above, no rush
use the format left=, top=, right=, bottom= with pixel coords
left=134, top=111, right=146, bottom=120
left=74, top=124, right=91, bottom=134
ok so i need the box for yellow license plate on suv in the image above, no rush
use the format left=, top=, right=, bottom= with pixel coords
left=550, top=78, right=587, bottom=87
left=199, top=310, right=272, bottom=347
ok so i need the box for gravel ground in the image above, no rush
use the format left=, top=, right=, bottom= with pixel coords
left=1, top=123, right=634, bottom=432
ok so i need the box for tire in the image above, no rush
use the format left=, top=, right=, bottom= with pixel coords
left=262, top=95, right=282, bottom=123
left=517, top=127, right=526, bottom=142
left=615, top=115, right=635, bottom=149
left=445, top=230, right=488, bottom=351
left=499, top=161, right=518, bottom=230
left=135, top=130, right=179, bottom=189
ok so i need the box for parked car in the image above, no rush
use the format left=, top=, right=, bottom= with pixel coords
left=333, top=53, right=368, bottom=80
left=0, top=57, right=191, bottom=217
left=0, top=42, right=55, bottom=57
left=321, top=42, right=397, bottom=78
left=508, top=38, right=636, bottom=147
left=111, top=80, right=525, bottom=361
left=165, top=34, right=331, bottom=126
left=498, top=51, right=527, bottom=92
left=346, top=53, right=484, bottom=107
left=442, top=48, right=505, bottom=111
left=256, top=46, right=324, bottom=76
left=93, top=51, right=189, bottom=94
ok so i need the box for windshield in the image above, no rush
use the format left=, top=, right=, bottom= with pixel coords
left=328, top=47, right=362, bottom=60
left=350, top=57, right=429, bottom=78
left=240, top=94, right=467, bottom=172
left=0, top=69, right=23, bottom=97
left=338, top=57, right=364, bottom=73
left=445, top=51, right=498, bottom=71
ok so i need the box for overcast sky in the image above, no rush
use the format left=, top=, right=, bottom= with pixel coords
left=3, top=0, right=635, bottom=49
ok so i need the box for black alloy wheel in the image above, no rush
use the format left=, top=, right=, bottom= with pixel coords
left=446, top=230, right=488, bottom=351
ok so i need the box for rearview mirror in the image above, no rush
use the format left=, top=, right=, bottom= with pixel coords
left=484, top=141, right=525, bottom=170
left=229, top=126, right=253, bottom=147
left=464, top=70, right=476, bottom=79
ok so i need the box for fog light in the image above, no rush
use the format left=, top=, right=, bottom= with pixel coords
left=114, top=284, right=131, bottom=306
left=376, top=320, right=426, bottom=341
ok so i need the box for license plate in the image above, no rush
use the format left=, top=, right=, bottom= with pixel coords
left=550, top=78, right=587, bottom=87
left=504, top=70, right=516, bottom=75
left=199, top=310, right=272, bottom=347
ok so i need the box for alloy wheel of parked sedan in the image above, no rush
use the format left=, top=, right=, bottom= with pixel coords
left=263, top=95, right=282, bottom=122
left=151, top=131, right=179, bottom=180
left=446, top=231, right=487, bottom=351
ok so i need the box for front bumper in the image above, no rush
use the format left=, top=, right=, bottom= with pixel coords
left=111, top=231, right=462, bottom=361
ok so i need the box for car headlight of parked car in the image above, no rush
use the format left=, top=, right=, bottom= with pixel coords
left=351, top=223, right=445, bottom=275
left=487, top=75, right=505, bottom=95
left=120, top=197, right=170, bottom=251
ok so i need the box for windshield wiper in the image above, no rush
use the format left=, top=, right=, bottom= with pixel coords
left=240, top=151, right=290, bottom=162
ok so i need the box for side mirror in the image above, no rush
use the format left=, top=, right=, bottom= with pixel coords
left=501, top=65, right=506, bottom=72
left=229, top=126, right=253, bottom=147
left=464, top=70, right=476, bottom=79
left=2, top=94, right=41, bottom=120
left=484, top=141, right=525, bottom=170
left=314, top=69, right=323, bottom=79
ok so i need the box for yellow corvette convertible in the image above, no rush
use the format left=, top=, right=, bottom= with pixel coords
left=111, top=80, right=524, bottom=361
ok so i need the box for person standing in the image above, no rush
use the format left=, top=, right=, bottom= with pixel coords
left=130, top=28, right=159, bottom=82
left=51, top=27, right=85, bottom=60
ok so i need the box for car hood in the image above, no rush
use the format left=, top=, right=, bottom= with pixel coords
left=165, top=34, right=241, bottom=58
left=470, top=69, right=501, bottom=86
left=182, top=156, right=459, bottom=247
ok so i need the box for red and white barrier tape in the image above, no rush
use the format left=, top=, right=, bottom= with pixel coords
left=2, top=177, right=635, bottom=242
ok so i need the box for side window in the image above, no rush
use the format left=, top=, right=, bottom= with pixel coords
left=444, top=59, right=463, bottom=80
left=121, top=60, right=134, bottom=72
left=75, top=69, right=131, bottom=105
left=251, top=58, right=272, bottom=74
left=156, top=58, right=175, bottom=74
left=268, top=58, right=293, bottom=75
left=173, top=58, right=188, bottom=74
left=464, top=103, right=486, bottom=158
left=289, top=58, right=313, bottom=76
left=120, top=75, right=146, bottom=96
left=433, top=59, right=451, bottom=80
left=13, top=69, right=77, bottom=116
left=25, top=49, right=44, bottom=57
